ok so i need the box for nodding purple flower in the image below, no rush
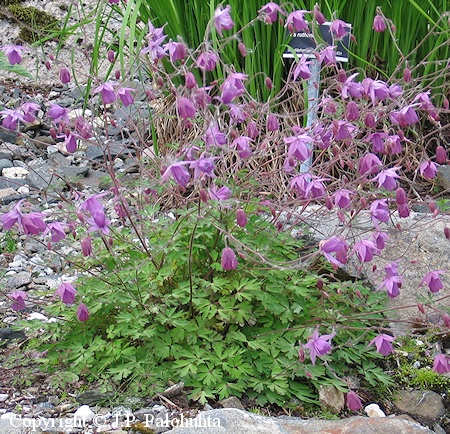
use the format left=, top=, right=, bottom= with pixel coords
left=81, top=236, right=92, bottom=257
left=302, top=328, right=335, bottom=365
left=229, top=104, right=247, bottom=124
left=161, top=162, right=191, bottom=188
left=56, top=282, right=78, bottom=305
left=379, top=262, right=402, bottom=298
left=10, top=290, right=28, bottom=311
left=247, top=121, right=259, bottom=139
left=372, top=14, right=386, bottom=32
left=236, top=209, right=247, bottom=227
left=364, top=112, right=376, bottom=128
left=177, top=97, right=196, bottom=119
left=232, top=136, right=253, bottom=158
left=395, top=187, right=407, bottom=206
left=345, top=101, right=359, bottom=121
left=285, top=10, right=309, bottom=33
left=117, top=87, right=135, bottom=107
left=436, top=146, right=447, bottom=164
left=367, top=132, right=388, bottom=153
left=20, top=102, right=40, bottom=123
left=74, top=116, right=93, bottom=139
left=284, top=129, right=313, bottom=162
left=166, top=41, right=187, bottom=62
left=221, top=247, right=237, bottom=270
left=0, top=108, right=24, bottom=130
left=334, top=189, right=352, bottom=208
left=44, top=221, right=66, bottom=242
left=217, top=81, right=242, bottom=105
left=346, top=391, right=362, bottom=411
left=331, top=19, right=348, bottom=38
left=358, top=153, right=382, bottom=175
left=258, top=2, right=284, bottom=24
left=65, top=132, right=77, bottom=153
left=205, top=123, right=227, bottom=148
left=86, top=210, right=111, bottom=235
left=353, top=239, right=380, bottom=263
left=293, top=54, right=312, bottom=80
left=214, top=5, right=234, bottom=36
left=390, top=105, right=419, bottom=127
left=209, top=186, right=232, bottom=201
left=79, top=192, right=109, bottom=216
left=319, top=46, right=337, bottom=65
left=384, top=135, right=402, bottom=155
left=290, top=174, right=309, bottom=197
left=47, top=104, right=70, bottom=124
left=196, top=52, right=219, bottom=72
left=370, top=199, right=389, bottom=227
left=313, top=4, right=326, bottom=25
left=185, top=72, right=197, bottom=89
left=304, top=176, right=328, bottom=199
left=1, top=44, right=26, bottom=65
left=389, top=84, right=403, bottom=99
left=419, top=160, right=437, bottom=179
left=368, top=334, right=395, bottom=356
left=1, top=199, right=46, bottom=235
left=420, top=270, right=445, bottom=293
left=433, top=354, right=450, bottom=374
left=192, top=86, right=213, bottom=108
left=341, top=73, right=364, bottom=99
left=77, top=303, right=90, bottom=322
left=372, top=231, right=389, bottom=250
left=320, top=236, right=348, bottom=268
left=59, top=67, right=71, bottom=84
left=190, top=157, right=216, bottom=179
left=373, top=167, right=400, bottom=191
left=267, top=114, right=279, bottom=132
left=94, top=82, right=117, bottom=105
left=363, top=78, right=390, bottom=103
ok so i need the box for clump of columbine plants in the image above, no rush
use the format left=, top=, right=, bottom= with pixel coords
left=1, top=1, right=450, bottom=409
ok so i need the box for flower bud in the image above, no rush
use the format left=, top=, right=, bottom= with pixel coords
left=185, top=72, right=197, bottom=89
left=443, top=313, right=450, bottom=328
left=265, top=77, right=273, bottom=90
left=337, top=69, right=347, bottom=83
left=107, top=49, right=115, bottom=63
left=316, top=278, right=324, bottom=291
left=444, top=99, right=449, bottom=110
left=298, top=347, right=305, bottom=362
left=267, top=114, right=279, bottom=131
left=417, top=303, right=425, bottom=314
left=221, top=247, right=238, bottom=270
left=115, top=70, right=121, bottom=80
left=396, top=187, right=407, bottom=205
left=199, top=189, right=208, bottom=203
left=313, top=5, right=326, bottom=25
left=238, top=42, right=247, bottom=57
left=45, top=60, right=51, bottom=70
left=59, top=67, right=71, bottom=84
left=236, top=209, right=247, bottom=227
left=364, top=113, right=376, bottom=128
left=436, top=146, right=447, bottom=164
left=403, top=68, right=411, bottom=82
left=444, top=227, right=450, bottom=239
left=429, top=201, right=436, bottom=213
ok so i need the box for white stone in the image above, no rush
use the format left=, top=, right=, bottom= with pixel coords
left=0, top=412, right=18, bottom=419
left=27, top=312, right=49, bottom=322
left=364, top=403, right=386, bottom=418
left=2, top=167, right=29, bottom=179
left=73, top=405, right=95, bottom=422
left=17, top=185, right=30, bottom=195
left=0, top=394, right=8, bottom=402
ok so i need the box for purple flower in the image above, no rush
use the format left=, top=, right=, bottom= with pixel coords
left=419, top=161, right=437, bottom=179
left=177, top=97, right=196, bottom=119
left=185, top=72, right=197, bottom=89
left=56, top=282, right=78, bottom=305
left=370, top=199, right=389, bottom=227
left=332, top=120, right=356, bottom=140
left=436, top=146, right=447, bottom=164
left=304, top=176, right=328, bottom=199
left=293, top=55, right=311, bottom=80
left=334, top=189, right=352, bottom=208
left=384, top=135, right=402, bottom=155
left=320, top=46, right=337, bottom=65
left=1, top=199, right=46, bottom=235
left=372, top=231, right=389, bottom=250
left=359, top=153, right=382, bottom=175
left=433, top=354, right=450, bottom=374
left=214, top=5, right=234, bottom=36
left=320, top=236, right=348, bottom=268
left=258, top=2, right=284, bottom=24
left=209, top=186, right=232, bottom=201
left=396, top=187, right=408, bottom=205
left=196, top=52, right=219, bottom=72
left=205, top=123, right=226, bottom=148
left=236, top=209, right=247, bottom=227
left=74, top=116, right=93, bottom=139
left=1, top=45, right=26, bottom=64
left=20, top=102, right=40, bottom=123
left=107, top=49, right=115, bottom=63
left=59, top=67, right=71, bottom=84
left=345, top=101, right=359, bottom=121
left=286, top=10, right=308, bottom=33
left=267, top=114, right=279, bottom=132
left=77, top=303, right=90, bottom=322
left=373, top=167, right=400, bottom=191
left=247, top=121, right=259, bottom=139
left=161, top=162, right=191, bottom=188
left=140, top=21, right=167, bottom=61
left=117, top=87, right=135, bottom=107
left=47, top=104, right=70, bottom=124
left=94, top=82, right=117, bottom=104
left=284, top=129, right=312, bottom=162
left=86, top=210, right=111, bottom=235
left=217, top=81, right=242, bottom=105
left=331, top=19, right=348, bottom=38
left=354, top=239, right=380, bottom=263
left=44, top=221, right=66, bottom=242
left=389, top=84, right=403, bottom=99
left=302, top=328, right=335, bottom=365
left=368, top=334, right=395, bottom=356
left=166, top=41, right=187, bottom=62
left=420, top=270, right=445, bottom=293
left=10, top=290, right=28, bottom=311
left=364, top=113, right=376, bottom=128
left=373, top=15, right=386, bottom=32
left=367, top=132, right=388, bottom=153
left=390, top=105, right=419, bottom=127
left=379, top=262, right=402, bottom=298
left=232, top=136, right=253, bottom=158
left=81, top=236, right=92, bottom=257
left=65, top=132, right=77, bottom=153
left=340, top=73, right=364, bottom=99
left=346, top=391, right=362, bottom=411
left=0, top=108, right=24, bottom=130
left=79, top=192, right=109, bottom=216
left=190, top=157, right=216, bottom=179
left=221, top=247, right=237, bottom=270
left=192, top=86, right=212, bottom=108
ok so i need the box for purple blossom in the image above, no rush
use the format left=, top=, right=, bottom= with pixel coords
left=320, top=236, right=348, bottom=268
left=74, top=116, right=93, bottom=139
left=140, top=22, right=167, bottom=61
left=94, top=82, right=117, bottom=105
left=367, top=132, right=388, bottom=153
left=304, top=176, right=328, bottom=199
left=389, top=84, right=403, bottom=99
left=359, top=153, right=382, bottom=175
left=0, top=108, right=24, bottom=130
left=205, top=123, right=226, bottom=148
left=221, top=247, right=237, bottom=270
left=1, top=45, right=26, bottom=64
left=379, top=262, right=402, bottom=298
left=196, top=52, right=219, bottom=72
left=420, top=270, right=445, bottom=293
left=10, top=290, right=28, bottom=311
left=177, top=97, right=196, bottom=119
left=258, top=2, right=284, bottom=24
left=384, top=135, right=402, bottom=155
left=229, top=104, right=247, bottom=124
left=192, top=86, right=212, bottom=108
left=373, top=167, right=400, bottom=191
left=214, top=5, right=234, bottom=36
left=373, top=14, right=386, bottom=32
left=372, top=231, right=389, bottom=250
left=433, top=354, right=450, bottom=374
left=209, top=186, right=232, bottom=201
left=77, top=303, right=90, bottom=322
left=390, top=105, right=419, bottom=127
left=117, top=87, right=135, bottom=107
left=267, top=114, right=279, bottom=132
left=341, top=73, right=364, bottom=99
left=334, top=189, right=352, bottom=208
left=1, top=199, right=46, bottom=235
left=166, top=41, right=187, bottom=62
left=364, top=113, right=376, bottom=128
left=354, top=239, right=380, bottom=263
left=232, top=136, right=253, bottom=158
left=346, top=391, right=362, bottom=411
left=44, top=221, right=66, bottom=242
left=190, top=157, right=216, bottom=179
left=284, top=129, right=312, bottom=162
left=247, top=121, right=259, bottom=139
left=436, top=146, right=447, bottom=164
left=302, top=328, right=336, bottom=365
left=47, top=104, right=70, bottom=124
left=79, top=192, right=109, bottom=216
left=331, top=19, right=348, bottom=38
left=56, top=282, right=78, bottom=305
left=161, top=162, right=191, bottom=188
left=345, top=101, right=359, bottom=121
left=20, top=102, right=40, bottom=123
left=286, top=10, right=309, bottom=33
left=81, top=236, right=92, bottom=257
left=86, top=210, right=111, bottom=235
left=319, top=46, right=337, bottom=65
left=236, top=209, right=247, bottom=227
left=370, top=199, right=390, bottom=226
left=368, top=334, right=395, bottom=356
left=59, top=67, right=71, bottom=84
left=185, top=72, right=197, bottom=89
left=419, top=160, right=437, bottom=179
left=363, top=78, right=390, bottom=103
left=217, top=81, right=242, bottom=105
left=65, top=132, right=77, bottom=153
left=293, top=55, right=311, bottom=80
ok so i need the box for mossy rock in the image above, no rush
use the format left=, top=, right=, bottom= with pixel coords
left=0, top=0, right=25, bottom=5
left=5, top=5, right=59, bottom=42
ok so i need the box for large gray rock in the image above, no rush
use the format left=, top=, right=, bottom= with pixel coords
left=394, top=390, right=445, bottom=421
left=167, top=408, right=433, bottom=434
